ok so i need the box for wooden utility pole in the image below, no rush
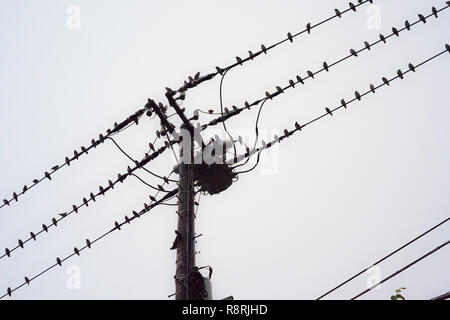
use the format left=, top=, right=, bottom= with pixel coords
left=165, top=92, right=204, bottom=300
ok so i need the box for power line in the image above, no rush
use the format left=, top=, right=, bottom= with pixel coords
left=173, top=0, right=374, bottom=95
left=351, top=240, right=450, bottom=300
left=0, top=106, right=151, bottom=211
left=317, top=217, right=450, bottom=299
left=106, top=136, right=177, bottom=183
left=0, top=188, right=178, bottom=300
left=0, top=0, right=384, bottom=212
left=198, top=4, right=450, bottom=133
left=228, top=46, right=450, bottom=171
left=1, top=142, right=176, bottom=261
left=431, top=291, right=450, bottom=300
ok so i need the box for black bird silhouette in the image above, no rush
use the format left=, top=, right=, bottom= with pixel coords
left=30, top=232, right=36, bottom=240
left=405, top=20, right=411, bottom=30
left=349, top=2, right=356, bottom=12
left=59, top=213, right=67, bottom=218
left=133, top=211, right=140, bottom=219
left=418, top=14, right=426, bottom=24
left=392, top=27, right=399, bottom=37
left=33, top=179, right=39, bottom=184
left=295, top=122, right=301, bottom=130
left=18, top=239, right=24, bottom=248
left=289, top=79, right=295, bottom=88
left=325, top=108, right=333, bottom=116
left=379, top=34, right=386, bottom=43
left=115, top=221, right=121, bottom=230
left=56, top=257, right=62, bottom=266
left=397, top=70, right=404, bottom=79
left=382, top=77, right=390, bottom=86
left=235, top=56, right=243, bottom=65
left=432, top=7, right=438, bottom=18
left=52, top=218, right=58, bottom=226
left=364, top=41, right=371, bottom=50
left=350, top=49, right=358, bottom=57
left=90, top=193, right=96, bottom=202
left=45, top=172, right=51, bottom=180
left=86, top=239, right=92, bottom=249
left=3, top=199, right=9, bottom=206
left=287, top=32, right=293, bottom=42
left=323, top=62, right=329, bottom=72
left=73, top=205, right=78, bottom=213
left=7, top=287, right=11, bottom=297
left=42, top=224, right=48, bottom=232
left=335, top=9, right=342, bottom=18
left=125, top=216, right=130, bottom=224
left=370, top=84, right=376, bottom=93
left=5, top=248, right=11, bottom=257
left=23, top=185, right=28, bottom=193
left=13, top=192, right=18, bottom=202
left=306, top=23, right=311, bottom=34
left=261, top=44, right=267, bottom=54
left=52, top=165, right=59, bottom=171
left=307, top=70, right=314, bottom=78
left=408, top=63, right=415, bottom=72
left=341, top=99, right=347, bottom=108
left=83, top=198, right=89, bottom=207
left=74, top=247, right=80, bottom=256
left=296, top=75, right=304, bottom=84
left=25, top=277, right=30, bottom=285
left=355, top=91, right=361, bottom=101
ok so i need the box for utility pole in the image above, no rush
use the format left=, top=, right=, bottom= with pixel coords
left=164, top=91, right=206, bottom=300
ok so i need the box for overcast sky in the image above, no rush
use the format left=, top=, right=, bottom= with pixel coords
left=0, top=0, right=449, bottom=300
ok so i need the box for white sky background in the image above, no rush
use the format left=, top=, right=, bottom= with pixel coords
left=0, top=0, right=449, bottom=300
